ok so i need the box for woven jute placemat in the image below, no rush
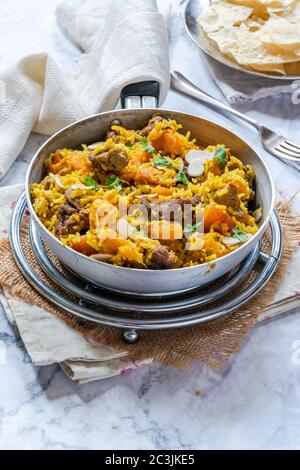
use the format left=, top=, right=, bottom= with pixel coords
left=0, top=202, right=299, bottom=369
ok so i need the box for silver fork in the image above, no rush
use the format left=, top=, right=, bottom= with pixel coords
left=171, top=71, right=300, bottom=170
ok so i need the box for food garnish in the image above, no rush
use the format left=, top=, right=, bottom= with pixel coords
left=232, top=227, right=250, bottom=242
left=176, top=170, right=190, bottom=185
left=214, top=147, right=227, bottom=169
left=106, top=175, right=123, bottom=191
left=139, top=136, right=155, bottom=154
left=153, top=156, right=173, bottom=168
left=84, top=176, right=97, bottom=187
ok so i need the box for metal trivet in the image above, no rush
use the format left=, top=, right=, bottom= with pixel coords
left=10, top=192, right=282, bottom=343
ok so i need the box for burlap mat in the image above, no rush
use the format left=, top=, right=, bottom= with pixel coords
left=0, top=202, right=299, bottom=369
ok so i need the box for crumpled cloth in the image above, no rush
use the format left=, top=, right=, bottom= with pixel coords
left=0, top=0, right=169, bottom=179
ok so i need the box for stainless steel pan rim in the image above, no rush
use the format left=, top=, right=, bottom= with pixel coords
left=10, top=192, right=282, bottom=330
left=185, top=0, right=300, bottom=81
left=25, top=108, right=275, bottom=276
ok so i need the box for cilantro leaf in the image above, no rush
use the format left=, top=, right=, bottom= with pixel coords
left=84, top=176, right=97, bottom=187
left=232, top=227, right=249, bottom=242
left=106, top=175, right=122, bottom=191
left=139, top=136, right=155, bottom=154
left=153, top=156, right=172, bottom=168
left=176, top=171, right=190, bottom=185
left=214, top=147, right=227, bottom=169
left=184, top=222, right=202, bottom=234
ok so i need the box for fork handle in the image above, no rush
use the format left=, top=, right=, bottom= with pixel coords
left=171, top=71, right=261, bottom=131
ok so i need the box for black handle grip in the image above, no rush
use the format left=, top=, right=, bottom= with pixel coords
left=120, top=81, right=160, bottom=108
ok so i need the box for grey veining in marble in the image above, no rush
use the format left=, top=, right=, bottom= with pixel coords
left=0, top=0, right=300, bottom=450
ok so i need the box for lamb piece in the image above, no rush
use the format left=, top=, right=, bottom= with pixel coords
left=158, top=196, right=201, bottom=222
left=138, top=116, right=164, bottom=137
left=214, top=184, right=240, bottom=211
left=141, top=195, right=200, bottom=210
left=55, top=204, right=76, bottom=237
left=90, top=148, right=128, bottom=173
left=64, top=188, right=82, bottom=210
left=158, top=196, right=200, bottom=210
left=55, top=204, right=88, bottom=238
left=150, top=245, right=178, bottom=269
left=140, top=195, right=201, bottom=220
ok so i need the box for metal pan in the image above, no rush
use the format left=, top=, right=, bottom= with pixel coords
left=25, top=81, right=275, bottom=294
left=185, top=0, right=300, bottom=81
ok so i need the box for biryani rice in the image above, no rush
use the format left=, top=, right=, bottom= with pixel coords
left=30, top=116, right=260, bottom=269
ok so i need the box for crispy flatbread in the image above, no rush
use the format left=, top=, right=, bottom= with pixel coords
left=197, top=0, right=300, bottom=75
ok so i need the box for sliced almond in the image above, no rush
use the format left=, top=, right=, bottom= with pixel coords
left=185, top=150, right=214, bottom=164
left=223, top=233, right=253, bottom=246
left=187, top=159, right=205, bottom=177
left=88, top=141, right=104, bottom=150
left=222, top=236, right=241, bottom=246
left=70, top=184, right=96, bottom=190
left=49, top=173, right=64, bottom=189
left=89, top=253, right=113, bottom=262
left=252, top=208, right=262, bottom=222
left=135, top=194, right=158, bottom=199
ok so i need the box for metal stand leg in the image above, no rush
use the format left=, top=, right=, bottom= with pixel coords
left=123, top=330, right=140, bottom=344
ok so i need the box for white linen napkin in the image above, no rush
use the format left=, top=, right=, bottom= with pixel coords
left=0, top=0, right=169, bottom=179
left=204, top=51, right=296, bottom=105
left=1, top=290, right=151, bottom=384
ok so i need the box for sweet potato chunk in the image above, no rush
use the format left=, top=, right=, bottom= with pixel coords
left=70, top=235, right=97, bottom=256
left=48, top=150, right=92, bottom=175
left=204, top=205, right=234, bottom=233
left=204, top=236, right=228, bottom=258
left=135, top=164, right=176, bottom=187
left=150, top=130, right=185, bottom=156
left=117, top=246, right=144, bottom=265
left=102, top=238, right=127, bottom=254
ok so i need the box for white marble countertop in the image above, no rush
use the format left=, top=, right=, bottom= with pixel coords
left=1, top=0, right=300, bottom=450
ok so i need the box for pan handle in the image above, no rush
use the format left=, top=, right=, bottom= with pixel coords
left=120, top=81, right=160, bottom=109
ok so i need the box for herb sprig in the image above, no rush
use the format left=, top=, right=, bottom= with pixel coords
left=176, top=171, right=190, bottom=185
left=84, top=176, right=97, bottom=187
left=106, top=175, right=123, bottom=191
left=232, top=227, right=249, bottom=242
left=153, top=156, right=172, bottom=168
left=184, top=221, right=202, bottom=234
left=139, top=136, right=155, bottom=154
left=214, top=147, right=227, bottom=169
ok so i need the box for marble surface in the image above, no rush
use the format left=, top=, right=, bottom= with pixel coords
left=1, top=0, right=300, bottom=450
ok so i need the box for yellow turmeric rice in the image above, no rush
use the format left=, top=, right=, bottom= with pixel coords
left=30, top=115, right=261, bottom=269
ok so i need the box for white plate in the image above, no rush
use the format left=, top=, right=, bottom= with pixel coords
left=185, top=0, right=300, bottom=81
